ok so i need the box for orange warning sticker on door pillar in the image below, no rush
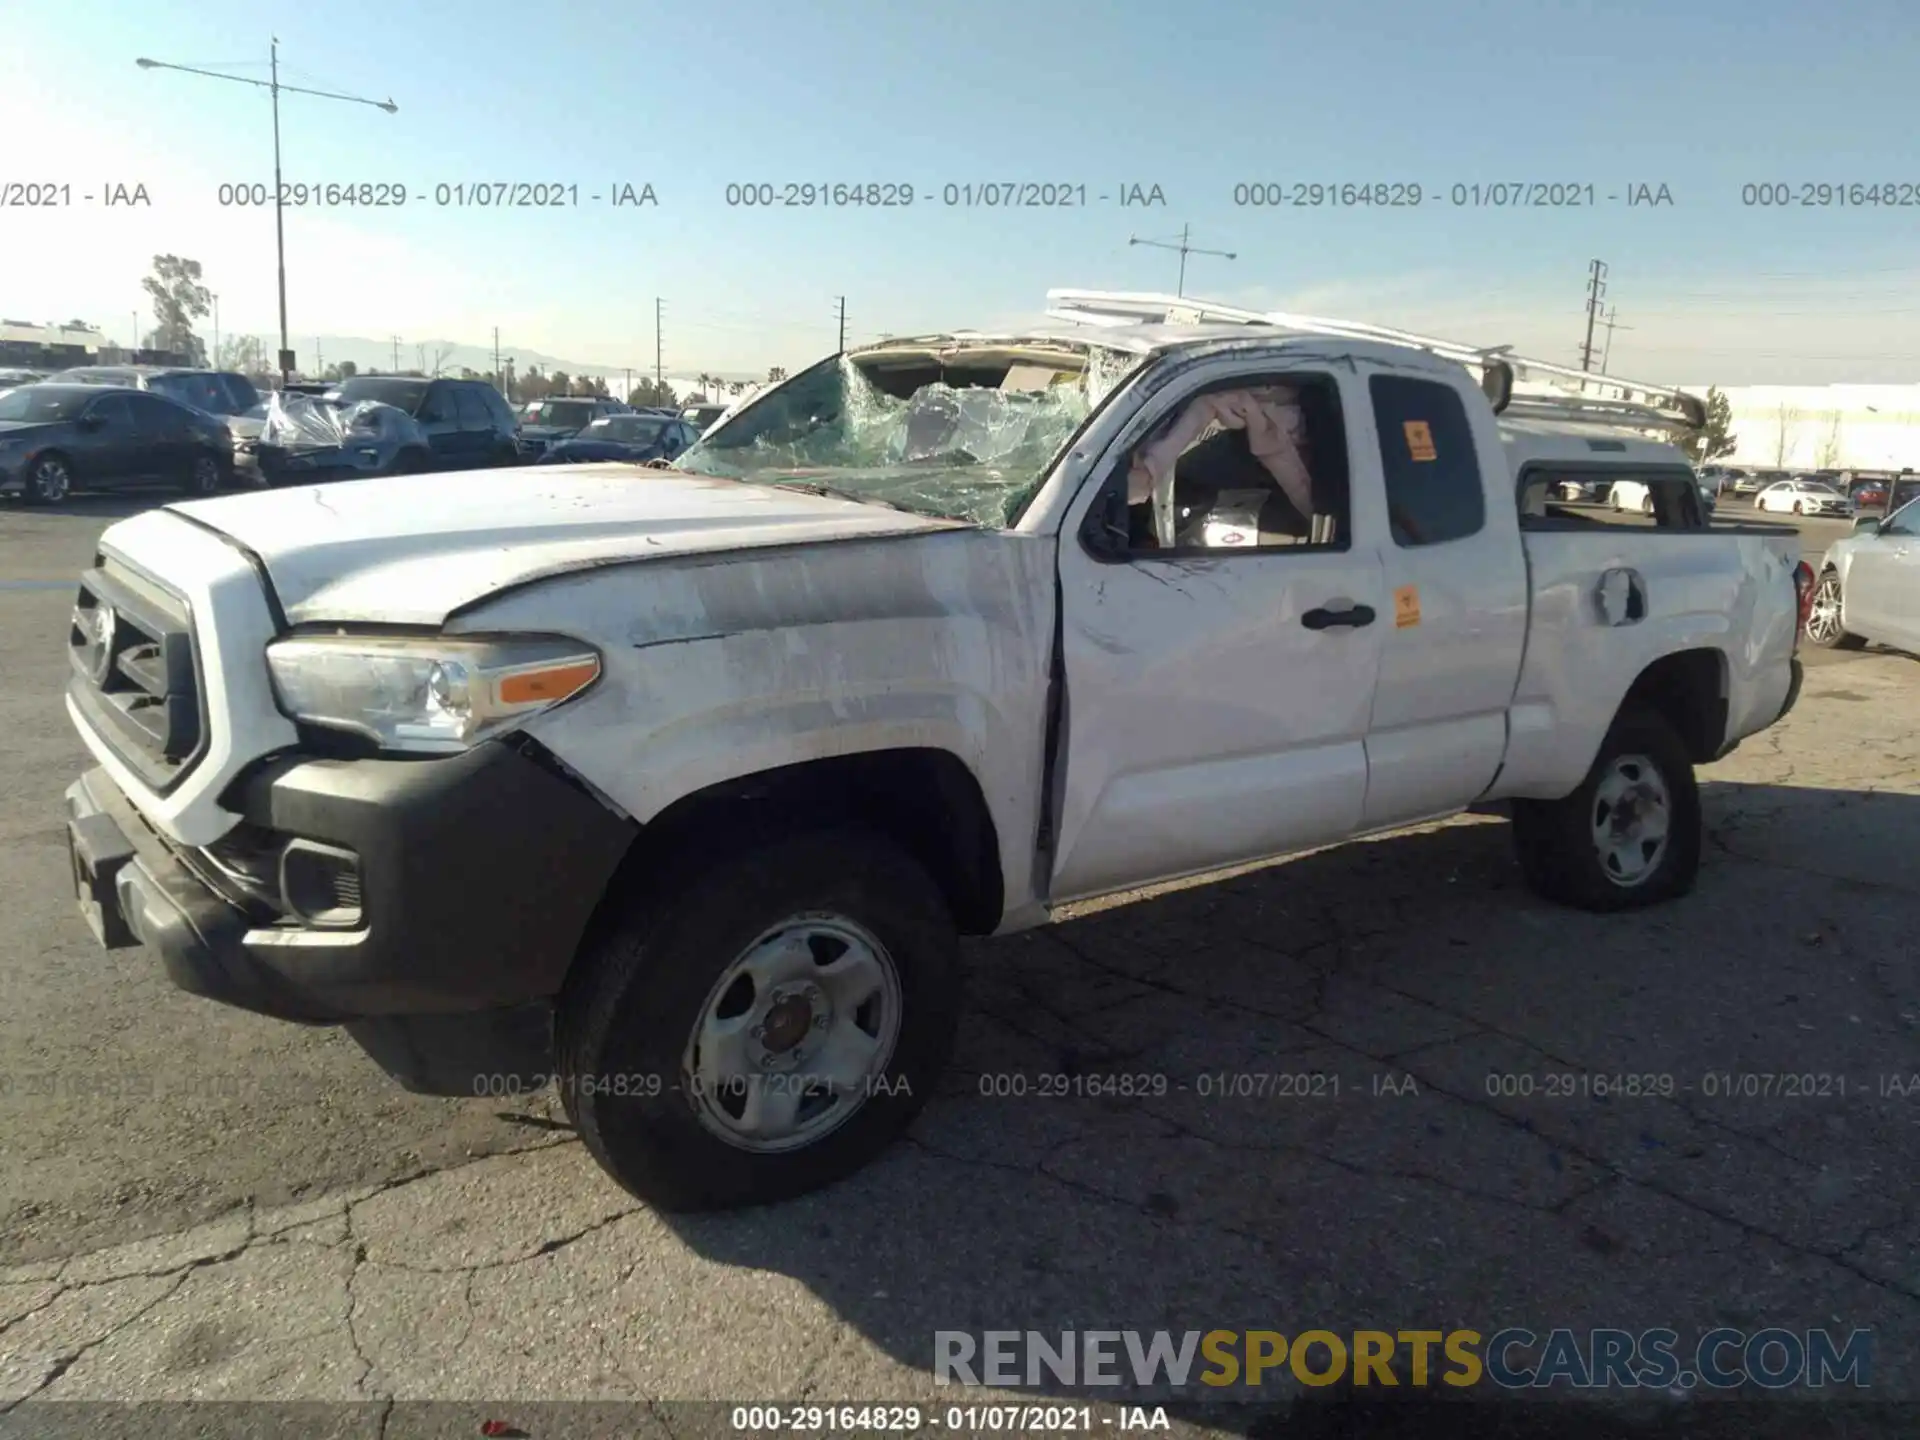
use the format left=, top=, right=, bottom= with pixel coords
left=1403, top=420, right=1436, bottom=461
left=1394, top=585, right=1421, bottom=628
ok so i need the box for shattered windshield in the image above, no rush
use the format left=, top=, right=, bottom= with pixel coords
left=673, top=348, right=1135, bottom=526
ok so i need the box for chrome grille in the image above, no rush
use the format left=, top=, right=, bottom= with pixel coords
left=68, top=559, right=206, bottom=792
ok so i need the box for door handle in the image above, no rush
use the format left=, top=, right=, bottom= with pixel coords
left=1301, top=603, right=1376, bottom=630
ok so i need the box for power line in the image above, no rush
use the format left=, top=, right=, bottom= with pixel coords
left=1579, top=259, right=1607, bottom=373
left=1128, top=223, right=1235, bottom=297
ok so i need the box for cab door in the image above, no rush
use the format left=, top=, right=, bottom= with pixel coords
left=1356, top=373, right=1528, bottom=829
left=1048, top=360, right=1389, bottom=902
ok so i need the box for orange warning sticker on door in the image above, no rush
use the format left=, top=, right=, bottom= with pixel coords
left=1394, top=585, right=1421, bottom=628
left=1403, top=419, right=1437, bottom=461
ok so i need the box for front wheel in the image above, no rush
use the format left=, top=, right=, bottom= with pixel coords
left=555, top=829, right=961, bottom=1210
left=1640, top=494, right=1654, bottom=515
left=182, top=451, right=225, bottom=496
left=1792, top=501, right=1804, bottom=515
left=1803, top=569, right=1866, bottom=649
left=1511, top=706, right=1702, bottom=911
left=23, top=453, right=72, bottom=504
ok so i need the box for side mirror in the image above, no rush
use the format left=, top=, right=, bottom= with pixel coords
left=76, top=413, right=105, bottom=431
left=1853, top=516, right=1882, bottom=535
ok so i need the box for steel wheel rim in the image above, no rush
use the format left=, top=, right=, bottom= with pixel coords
left=33, top=458, right=68, bottom=500
left=1591, top=753, right=1672, bottom=887
left=1806, top=574, right=1845, bottom=643
left=681, top=913, right=904, bottom=1153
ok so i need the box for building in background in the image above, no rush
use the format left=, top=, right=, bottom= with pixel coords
left=1681, top=384, right=1920, bottom=471
left=0, top=320, right=107, bottom=370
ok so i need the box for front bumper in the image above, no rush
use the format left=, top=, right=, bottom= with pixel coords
left=64, top=741, right=633, bottom=1026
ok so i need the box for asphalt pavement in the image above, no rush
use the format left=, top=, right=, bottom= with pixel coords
left=1, top=494, right=1915, bottom=1436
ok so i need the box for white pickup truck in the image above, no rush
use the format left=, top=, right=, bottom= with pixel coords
left=62, top=290, right=1811, bottom=1210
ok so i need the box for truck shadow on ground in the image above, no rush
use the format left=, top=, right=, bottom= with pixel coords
left=651, top=779, right=1920, bottom=1434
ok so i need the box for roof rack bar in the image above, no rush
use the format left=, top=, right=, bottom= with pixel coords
left=1043, top=287, right=1706, bottom=431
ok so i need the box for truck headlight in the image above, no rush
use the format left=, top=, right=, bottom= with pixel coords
left=266, top=634, right=601, bottom=752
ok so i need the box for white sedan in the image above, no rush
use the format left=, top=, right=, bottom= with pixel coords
left=1754, top=479, right=1854, bottom=517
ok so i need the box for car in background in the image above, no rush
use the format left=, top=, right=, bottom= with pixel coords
left=1848, top=475, right=1892, bottom=510
left=1602, top=477, right=1717, bottom=519
left=0, top=383, right=232, bottom=503
left=255, top=394, right=435, bottom=487
left=516, top=396, right=631, bottom=459
left=55, top=365, right=266, bottom=484
left=680, top=401, right=729, bottom=433
left=1728, top=469, right=1779, bottom=497
left=1699, top=464, right=1746, bottom=496
left=534, top=412, right=701, bottom=466
left=283, top=381, right=336, bottom=396
left=1754, top=478, right=1853, bottom=517
left=321, top=376, right=521, bottom=470
left=1805, top=492, right=1920, bottom=652
left=0, top=368, right=45, bottom=390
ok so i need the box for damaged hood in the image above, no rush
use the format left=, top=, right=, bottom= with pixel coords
left=163, top=464, right=964, bottom=625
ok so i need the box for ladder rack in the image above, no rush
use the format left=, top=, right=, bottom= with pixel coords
left=1044, top=288, right=1706, bottom=434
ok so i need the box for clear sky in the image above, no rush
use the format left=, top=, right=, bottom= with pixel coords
left=4, top=0, right=1919, bottom=384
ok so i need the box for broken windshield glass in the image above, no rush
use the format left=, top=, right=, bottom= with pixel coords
left=674, top=349, right=1135, bottom=526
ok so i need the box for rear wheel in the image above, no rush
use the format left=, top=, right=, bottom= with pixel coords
left=555, top=829, right=961, bottom=1210
left=1804, top=569, right=1866, bottom=650
left=1511, top=706, right=1701, bottom=911
left=22, top=453, right=71, bottom=505
left=1640, top=493, right=1654, bottom=515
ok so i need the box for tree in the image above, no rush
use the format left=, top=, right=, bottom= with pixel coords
left=141, top=255, right=211, bottom=365
left=1772, top=404, right=1799, bottom=468
left=767, top=366, right=788, bottom=384
left=1815, top=411, right=1843, bottom=469
left=627, top=377, right=677, bottom=408
left=216, top=334, right=267, bottom=376
left=1680, top=386, right=1738, bottom=464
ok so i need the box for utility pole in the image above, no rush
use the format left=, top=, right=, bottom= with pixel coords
left=136, top=41, right=397, bottom=389
left=315, top=338, right=323, bottom=376
left=492, top=328, right=500, bottom=386
left=1598, top=305, right=1634, bottom=374
left=211, top=293, right=220, bottom=367
left=1579, top=259, right=1608, bottom=375
left=836, top=296, right=846, bottom=353
left=1129, top=223, right=1235, bottom=297
left=654, top=298, right=664, bottom=386
left=132, top=310, right=140, bottom=357
left=416, top=343, right=425, bottom=374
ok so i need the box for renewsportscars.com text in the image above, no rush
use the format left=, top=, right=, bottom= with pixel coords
left=934, top=1328, right=1872, bottom=1391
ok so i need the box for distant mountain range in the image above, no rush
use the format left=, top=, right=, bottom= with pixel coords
left=304, top=335, right=763, bottom=387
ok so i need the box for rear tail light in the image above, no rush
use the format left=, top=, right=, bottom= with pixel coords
left=1793, top=560, right=1816, bottom=642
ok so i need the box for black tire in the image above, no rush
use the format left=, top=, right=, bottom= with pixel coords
left=1792, top=501, right=1804, bottom=516
left=182, top=450, right=225, bottom=496
left=1510, top=706, right=1701, bottom=912
left=556, top=828, right=961, bottom=1210
left=1803, top=568, right=1866, bottom=650
left=1640, top=493, right=1654, bottom=515
left=22, top=452, right=72, bottom=505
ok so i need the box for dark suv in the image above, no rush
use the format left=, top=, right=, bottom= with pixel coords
left=516, top=396, right=632, bottom=458
left=322, top=376, right=522, bottom=470
left=54, top=366, right=260, bottom=418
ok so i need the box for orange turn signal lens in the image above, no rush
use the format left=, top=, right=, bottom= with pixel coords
left=495, top=658, right=600, bottom=707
